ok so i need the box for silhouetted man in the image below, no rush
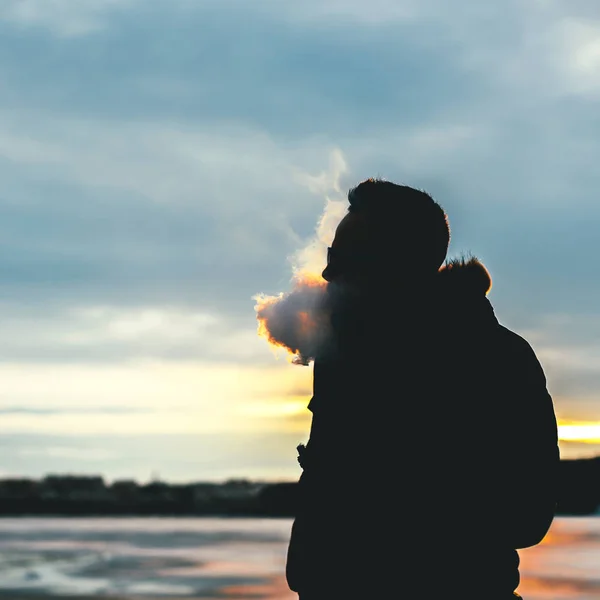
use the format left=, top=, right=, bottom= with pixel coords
left=286, top=179, right=559, bottom=599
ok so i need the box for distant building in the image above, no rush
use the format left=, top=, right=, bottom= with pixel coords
left=141, top=481, right=175, bottom=502
left=110, top=480, right=140, bottom=501
left=218, top=479, right=264, bottom=500
left=0, top=478, right=39, bottom=499
left=191, top=483, right=218, bottom=505
left=41, top=475, right=109, bottom=501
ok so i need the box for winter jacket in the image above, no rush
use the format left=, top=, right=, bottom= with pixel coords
left=286, top=258, right=559, bottom=598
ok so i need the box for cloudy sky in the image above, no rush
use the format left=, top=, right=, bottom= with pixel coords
left=1, top=0, right=600, bottom=482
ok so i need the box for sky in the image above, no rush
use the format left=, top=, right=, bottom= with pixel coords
left=1, top=0, right=600, bottom=482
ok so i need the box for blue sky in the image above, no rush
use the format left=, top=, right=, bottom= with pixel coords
left=1, top=0, right=600, bottom=482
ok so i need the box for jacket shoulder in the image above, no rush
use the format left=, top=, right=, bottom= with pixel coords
left=497, top=324, right=534, bottom=349
left=497, top=325, right=543, bottom=364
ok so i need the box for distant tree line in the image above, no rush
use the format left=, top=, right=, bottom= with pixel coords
left=0, top=457, right=597, bottom=517
left=0, top=476, right=268, bottom=517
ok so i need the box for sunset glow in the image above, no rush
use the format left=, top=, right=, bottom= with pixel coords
left=241, top=400, right=310, bottom=419
left=558, top=421, right=600, bottom=444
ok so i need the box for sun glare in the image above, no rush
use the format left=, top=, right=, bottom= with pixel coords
left=558, top=421, right=600, bottom=444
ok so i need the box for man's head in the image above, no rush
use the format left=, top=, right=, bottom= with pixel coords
left=322, top=179, right=450, bottom=286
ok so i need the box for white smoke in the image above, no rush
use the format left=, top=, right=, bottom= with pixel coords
left=254, top=275, right=328, bottom=365
left=254, top=149, right=350, bottom=365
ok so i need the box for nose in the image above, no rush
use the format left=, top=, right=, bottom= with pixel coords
left=321, top=265, right=333, bottom=282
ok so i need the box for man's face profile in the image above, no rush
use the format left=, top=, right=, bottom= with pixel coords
left=321, top=211, right=376, bottom=285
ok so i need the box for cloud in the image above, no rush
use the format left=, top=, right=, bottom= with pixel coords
left=557, top=18, right=600, bottom=96
left=18, top=446, right=118, bottom=461
left=0, top=302, right=272, bottom=363
left=0, top=407, right=151, bottom=415
left=514, top=314, right=600, bottom=418
left=0, top=3, right=494, bottom=135
left=267, top=0, right=422, bottom=24
left=0, top=0, right=598, bottom=437
left=0, top=0, right=134, bottom=37
left=0, top=111, right=340, bottom=319
left=71, top=307, right=217, bottom=341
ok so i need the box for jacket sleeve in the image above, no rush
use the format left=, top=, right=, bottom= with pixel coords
left=285, top=358, right=329, bottom=593
left=286, top=355, right=350, bottom=593
left=501, top=330, right=560, bottom=549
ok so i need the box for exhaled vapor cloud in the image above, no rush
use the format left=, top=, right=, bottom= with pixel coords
left=254, top=150, right=349, bottom=365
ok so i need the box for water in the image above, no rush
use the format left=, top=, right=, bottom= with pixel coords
left=0, top=516, right=594, bottom=599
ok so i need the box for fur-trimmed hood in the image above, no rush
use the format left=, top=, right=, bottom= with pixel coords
left=329, top=255, right=498, bottom=352
left=434, top=256, right=497, bottom=328
left=438, top=256, right=492, bottom=297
